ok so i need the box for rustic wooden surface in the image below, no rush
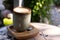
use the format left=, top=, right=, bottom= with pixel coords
left=30, top=23, right=60, bottom=40
left=15, top=23, right=60, bottom=40
left=17, top=34, right=45, bottom=40
left=27, top=34, right=45, bottom=40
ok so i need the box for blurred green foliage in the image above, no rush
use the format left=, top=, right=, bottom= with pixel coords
left=53, top=0, right=60, bottom=6
left=24, top=0, right=53, bottom=22
left=3, top=0, right=53, bottom=22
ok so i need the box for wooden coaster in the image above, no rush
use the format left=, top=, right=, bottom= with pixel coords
left=7, top=25, right=39, bottom=40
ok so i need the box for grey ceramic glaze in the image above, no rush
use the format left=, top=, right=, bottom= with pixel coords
left=13, top=7, right=31, bottom=32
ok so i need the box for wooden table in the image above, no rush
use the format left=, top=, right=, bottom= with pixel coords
left=0, top=23, right=60, bottom=40
left=26, top=23, right=60, bottom=40
left=26, top=34, right=45, bottom=40
left=4, top=23, right=59, bottom=40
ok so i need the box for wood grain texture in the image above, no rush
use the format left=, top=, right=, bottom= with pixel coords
left=17, top=34, right=45, bottom=40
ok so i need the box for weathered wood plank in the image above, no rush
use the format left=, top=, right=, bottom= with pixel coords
left=17, top=34, right=45, bottom=40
